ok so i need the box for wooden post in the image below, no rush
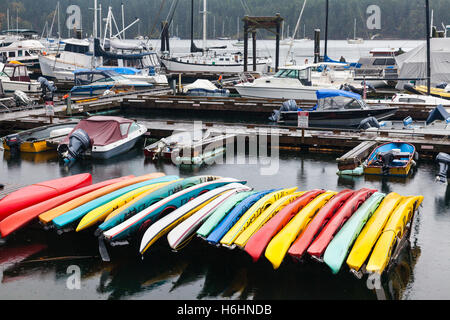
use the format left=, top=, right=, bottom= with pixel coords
left=252, top=31, right=257, bottom=72
left=425, top=0, right=431, bottom=95
left=244, top=16, right=248, bottom=72
left=275, top=13, right=281, bottom=72
left=314, top=29, right=321, bottom=63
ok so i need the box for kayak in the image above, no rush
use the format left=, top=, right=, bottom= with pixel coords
left=244, top=189, right=324, bottom=262
left=38, top=174, right=141, bottom=225
left=51, top=173, right=171, bottom=230
left=307, top=188, right=377, bottom=260
left=0, top=173, right=92, bottom=222
left=322, top=192, right=386, bottom=274
left=97, top=176, right=220, bottom=234
left=196, top=191, right=257, bottom=239
left=205, top=189, right=278, bottom=246
left=219, top=187, right=298, bottom=248
left=264, top=191, right=337, bottom=269
left=139, top=183, right=248, bottom=255
left=0, top=176, right=130, bottom=238
left=76, top=181, right=174, bottom=232
left=287, top=189, right=355, bottom=261
left=102, top=177, right=243, bottom=243
left=168, top=187, right=251, bottom=250
left=233, top=191, right=306, bottom=248
left=346, top=192, right=404, bottom=272
left=365, top=195, right=423, bottom=274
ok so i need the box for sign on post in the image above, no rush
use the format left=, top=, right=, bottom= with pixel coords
left=297, top=111, right=309, bottom=128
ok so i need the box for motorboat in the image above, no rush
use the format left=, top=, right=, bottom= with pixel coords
left=363, top=142, right=416, bottom=177
left=93, top=67, right=167, bottom=86
left=57, top=116, right=147, bottom=162
left=2, top=122, right=77, bottom=153
left=69, top=69, right=153, bottom=96
left=182, top=79, right=230, bottom=97
left=0, top=61, right=43, bottom=95
left=0, top=39, right=44, bottom=74
left=271, top=89, right=398, bottom=128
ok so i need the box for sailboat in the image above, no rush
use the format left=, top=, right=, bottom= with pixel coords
left=160, top=0, right=272, bottom=74
left=347, top=18, right=364, bottom=44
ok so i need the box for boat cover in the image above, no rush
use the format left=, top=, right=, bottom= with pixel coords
left=316, top=89, right=362, bottom=100
left=62, top=116, right=134, bottom=146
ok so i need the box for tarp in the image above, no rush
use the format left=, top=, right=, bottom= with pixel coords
left=316, top=89, right=361, bottom=100
left=182, top=79, right=219, bottom=93
left=63, top=116, right=133, bottom=146
left=395, top=38, right=450, bottom=90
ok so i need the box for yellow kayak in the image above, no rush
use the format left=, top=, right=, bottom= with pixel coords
left=346, top=192, right=403, bottom=272
left=414, top=85, right=450, bottom=99
left=233, top=191, right=305, bottom=248
left=264, top=191, right=337, bottom=269
left=76, top=182, right=171, bottom=231
left=365, top=196, right=423, bottom=274
left=219, top=187, right=298, bottom=247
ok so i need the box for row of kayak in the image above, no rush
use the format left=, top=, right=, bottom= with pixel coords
left=0, top=173, right=423, bottom=276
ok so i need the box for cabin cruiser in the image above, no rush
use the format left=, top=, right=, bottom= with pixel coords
left=0, top=40, right=44, bottom=74
left=0, top=61, right=42, bottom=95
left=57, top=116, right=147, bottom=162
left=70, top=69, right=153, bottom=96
left=270, top=89, right=398, bottom=128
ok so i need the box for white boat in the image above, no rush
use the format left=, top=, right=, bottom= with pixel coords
left=235, top=63, right=360, bottom=100
left=0, top=61, right=42, bottom=95
left=347, top=19, right=364, bottom=44
left=0, top=39, right=44, bottom=73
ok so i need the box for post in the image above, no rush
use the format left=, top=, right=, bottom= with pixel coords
left=314, top=29, right=321, bottom=63
left=94, top=0, right=98, bottom=39
left=275, top=14, right=281, bottom=72
left=244, top=16, right=248, bottom=72
left=121, top=3, right=125, bottom=39
left=252, top=31, right=257, bottom=72
left=425, top=0, right=431, bottom=95
left=324, top=0, right=329, bottom=59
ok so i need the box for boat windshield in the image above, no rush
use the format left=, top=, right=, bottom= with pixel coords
left=318, top=96, right=363, bottom=110
left=274, top=68, right=310, bottom=81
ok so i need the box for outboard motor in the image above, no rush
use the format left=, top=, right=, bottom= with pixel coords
left=378, top=151, right=395, bottom=176
left=358, top=117, right=380, bottom=130
left=436, top=82, right=448, bottom=89
left=38, top=77, right=57, bottom=105
left=4, top=134, right=22, bottom=153
left=269, top=99, right=298, bottom=122
left=436, top=152, right=450, bottom=183
left=57, top=129, right=91, bottom=163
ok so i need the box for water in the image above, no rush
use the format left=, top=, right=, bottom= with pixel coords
left=0, top=145, right=448, bottom=300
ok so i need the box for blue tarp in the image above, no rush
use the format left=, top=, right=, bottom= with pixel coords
left=95, top=67, right=141, bottom=75
left=316, top=89, right=362, bottom=100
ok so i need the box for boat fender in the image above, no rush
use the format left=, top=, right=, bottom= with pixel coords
left=436, top=152, right=450, bottom=183
left=58, top=129, right=91, bottom=162
left=358, top=117, right=380, bottom=130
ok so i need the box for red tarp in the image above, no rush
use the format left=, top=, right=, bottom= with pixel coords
left=63, top=116, right=133, bottom=146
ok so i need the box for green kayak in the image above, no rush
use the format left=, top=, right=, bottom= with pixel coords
left=196, top=191, right=256, bottom=238
left=323, top=192, right=385, bottom=274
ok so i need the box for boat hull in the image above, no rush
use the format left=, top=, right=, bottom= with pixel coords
left=235, top=85, right=319, bottom=101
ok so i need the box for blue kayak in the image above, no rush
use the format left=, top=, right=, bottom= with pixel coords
left=206, top=189, right=277, bottom=245
left=52, top=175, right=180, bottom=230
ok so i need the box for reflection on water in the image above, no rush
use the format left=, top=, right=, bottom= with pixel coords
left=0, top=147, right=444, bottom=300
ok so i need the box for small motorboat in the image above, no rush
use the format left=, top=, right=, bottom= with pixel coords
left=2, top=122, right=78, bottom=153
left=144, top=129, right=235, bottom=165
left=0, top=61, right=42, bottom=95
left=271, top=89, right=398, bottom=128
left=362, top=142, right=417, bottom=177
left=57, top=116, right=147, bottom=162
left=70, top=69, right=153, bottom=97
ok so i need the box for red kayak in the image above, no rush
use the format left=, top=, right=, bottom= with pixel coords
left=0, top=174, right=92, bottom=223
left=0, top=175, right=134, bottom=238
left=287, top=189, right=354, bottom=261
left=306, top=188, right=377, bottom=259
left=244, top=189, right=324, bottom=262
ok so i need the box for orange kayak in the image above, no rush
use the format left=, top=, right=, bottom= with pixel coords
left=0, top=176, right=130, bottom=238
left=38, top=173, right=165, bottom=224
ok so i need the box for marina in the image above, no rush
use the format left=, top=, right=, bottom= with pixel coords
left=1, top=0, right=450, bottom=304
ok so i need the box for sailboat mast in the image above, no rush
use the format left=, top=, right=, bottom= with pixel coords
left=94, top=0, right=98, bottom=38
left=202, top=0, right=207, bottom=50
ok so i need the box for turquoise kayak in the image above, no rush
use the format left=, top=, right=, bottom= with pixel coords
left=51, top=175, right=180, bottom=230
left=196, top=191, right=257, bottom=238
left=102, top=177, right=246, bottom=242
left=322, top=192, right=385, bottom=274
left=97, top=175, right=220, bottom=234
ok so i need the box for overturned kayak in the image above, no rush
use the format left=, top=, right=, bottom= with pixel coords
left=76, top=181, right=176, bottom=232
left=287, top=189, right=355, bottom=261
left=0, top=173, right=92, bottom=222
left=234, top=191, right=305, bottom=248
left=206, top=189, right=277, bottom=246
left=265, top=191, right=337, bottom=269
left=168, top=187, right=251, bottom=250
left=0, top=176, right=129, bottom=238
left=365, top=195, right=423, bottom=274
left=196, top=191, right=256, bottom=239
left=244, top=190, right=324, bottom=262
left=219, top=187, right=298, bottom=248
left=97, top=176, right=219, bottom=234
left=323, top=192, right=385, bottom=274
left=139, top=183, right=247, bottom=255
left=346, top=192, right=404, bottom=272
left=307, top=188, right=377, bottom=260
left=51, top=173, right=170, bottom=230
left=102, top=177, right=242, bottom=243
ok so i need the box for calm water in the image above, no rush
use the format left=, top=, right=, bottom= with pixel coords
left=0, top=144, right=448, bottom=300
